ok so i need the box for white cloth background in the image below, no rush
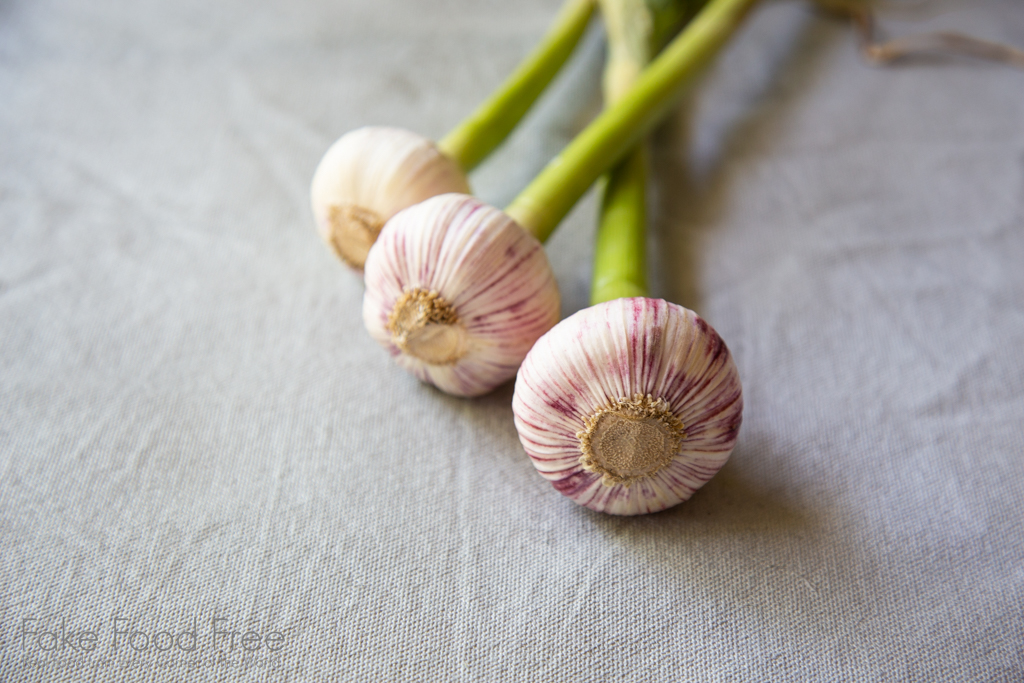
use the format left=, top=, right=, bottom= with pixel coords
left=2, top=0, right=1022, bottom=680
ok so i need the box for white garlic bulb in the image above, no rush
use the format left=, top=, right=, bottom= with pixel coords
left=513, top=297, right=742, bottom=515
left=363, top=193, right=561, bottom=397
left=310, top=126, right=471, bottom=270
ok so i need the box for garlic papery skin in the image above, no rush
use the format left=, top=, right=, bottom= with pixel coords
left=512, top=297, right=742, bottom=515
left=363, top=193, right=561, bottom=397
left=310, top=126, right=470, bottom=270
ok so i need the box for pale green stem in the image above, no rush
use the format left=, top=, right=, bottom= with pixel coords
left=436, top=0, right=597, bottom=172
left=505, top=0, right=759, bottom=242
left=591, top=0, right=654, bottom=304
left=591, top=146, right=650, bottom=302
left=591, top=0, right=705, bottom=304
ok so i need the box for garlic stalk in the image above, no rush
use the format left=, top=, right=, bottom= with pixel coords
left=311, top=0, right=597, bottom=270
left=363, top=0, right=759, bottom=398
left=591, top=0, right=705, bottom=303
left=513, top=0, right=741, bottom=515
left=503, top=0, right=757, bottom=240
left=590, top=0, right=658, bottom=305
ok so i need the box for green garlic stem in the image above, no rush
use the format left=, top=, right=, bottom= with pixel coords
left=505, top=0, right=759, bottom=242
left=436, top=0, right=597, bottom=173
left=600, top=0, right=653, bottom=101
left=591, top=0, right=655, bottom=305
left=592, top=145, right=650, bottom=303
left=649, top=0, right=702, bottom=51
left=591, top=0, right=704, bottom=304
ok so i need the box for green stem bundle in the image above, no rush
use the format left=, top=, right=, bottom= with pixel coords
left=591, top=0, right=706, bottom=304
left=504, top=0, right=758, bottom=242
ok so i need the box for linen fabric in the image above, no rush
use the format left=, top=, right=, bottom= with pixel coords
left=1, top=0, right=1022, bottom=680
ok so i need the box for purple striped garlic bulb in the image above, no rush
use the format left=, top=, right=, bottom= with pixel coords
left=513, top=297, right=743, bottom=515
left=363, top=193, right=561, bottom=397
left=311, top=126, right=470, bottom=270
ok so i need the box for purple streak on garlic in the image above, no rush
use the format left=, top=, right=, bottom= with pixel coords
left=363, top=193, right=561, bottom=397
left=512, top=297, right=742, bottom=515
left=310, top=126, right=470, bottom=270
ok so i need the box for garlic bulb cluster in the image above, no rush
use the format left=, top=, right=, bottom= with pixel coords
left=513, top=297, right=742, bottom=515
left=363, top=193, right=561, bottom=397
left=310, top=127, right=470, bottom=270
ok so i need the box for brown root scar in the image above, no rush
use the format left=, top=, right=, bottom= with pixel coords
left=326, top=203, right=386, bottom=270
left=577, top=394, right=686, bottom=487
left=387, top=288, right=467, bottom=366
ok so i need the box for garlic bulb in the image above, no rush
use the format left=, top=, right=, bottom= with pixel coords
left=363, top=193, right=561, bottom=397
left=512, top=297, right=742, bottom=515
left=310, top=126, right=470, bottom=270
